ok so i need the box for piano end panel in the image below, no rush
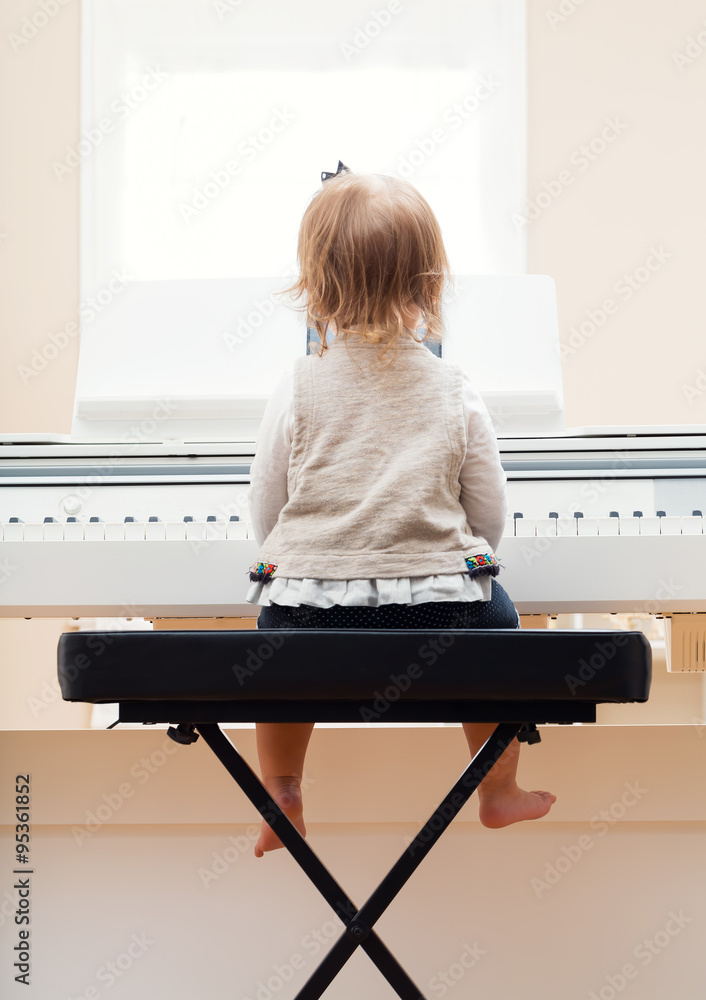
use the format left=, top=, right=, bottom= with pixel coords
left=665, top=614, right=706, bottom=672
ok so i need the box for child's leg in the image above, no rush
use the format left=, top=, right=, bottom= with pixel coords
left=462, top=723, right=556, bottom=829
left=254, top=722, right=315, bottom=858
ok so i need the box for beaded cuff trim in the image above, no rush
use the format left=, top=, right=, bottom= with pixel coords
left=249, top=561, right=277, bottom=583
left=464, top=553, right=501, bottom=579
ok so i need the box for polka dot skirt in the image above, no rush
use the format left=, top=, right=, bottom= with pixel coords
left=257, top=579, right=520, bottom=630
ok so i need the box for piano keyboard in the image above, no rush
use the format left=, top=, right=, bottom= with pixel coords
left=1, top=508, right=703, bottom=541
left=1, top=431, right=704, bottom=618
left=506, top=510, right=704, bottom=537
left=1, top=515, right=250, bottom=541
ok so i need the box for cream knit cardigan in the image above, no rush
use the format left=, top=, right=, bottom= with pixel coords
left=251, top=337, right=505, bottom=582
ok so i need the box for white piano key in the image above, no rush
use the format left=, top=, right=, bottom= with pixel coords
left=64, top=519, right=84, bottom=541
left=202, top=519, right=227, bottom=540
left=503, top=516, right=515, bottom=537
left=618, top=517, right=640, bottom=536
left=555, top=517, right=578, bottom=536
left=535, top=518, right=557, bottom=537
left=2, top=520, right=24, bottom=541
left=124, top=520, right=145, bottom=540
left=43, top=519, right=64, bottom=540
left=514, top=518, right=537, bottom=537
left=165, top=521, right=186, bottom=540
left=226, top=519, right=248, bottom=540
left=659, top=516, right=682, bottom=535
left=23, top=522, right=44, bottom=541
left=639, top=517, right=660, bottom=535
left=145, top=519, right=166, bottom=540
left=185, top=520, right=206, bottom=540
left=577, top=518, right=599, bottom=536
left=597, top=517, right=619, bottom=536
left=104, top=522, right=125, bottom=541
left=682, top=515, right=704, bottom=535
left=84, top=520, right=105, bottom=541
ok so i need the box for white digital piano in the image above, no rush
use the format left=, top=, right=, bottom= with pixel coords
left=1, top=276, right=704, bottom=670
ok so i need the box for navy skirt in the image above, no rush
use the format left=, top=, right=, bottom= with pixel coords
left=257, top=579, right=520, bottom=630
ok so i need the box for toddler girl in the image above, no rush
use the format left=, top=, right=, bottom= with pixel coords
left=246, top=168, right=556, bottom=857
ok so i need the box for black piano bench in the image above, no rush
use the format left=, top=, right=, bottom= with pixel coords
left=57, top=628, right=651, bottom=1000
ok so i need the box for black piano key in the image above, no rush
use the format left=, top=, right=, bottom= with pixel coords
left=549, top=512, right=558, bottom=519
left=609, top=511, right=619, bottom=517
left=89, top=517, right=102, bottom=522
left=632, top=510, right=643, bottom=518
left=693, top=510, right=703, bottom=517
left=574, top=512, right=584, bottom=519
left=206, top=515, right=217, bottom=521
left=67, top=517, right=78, bottom=522
left=124, top=516, right=135, bottom=522
left=656, top=510, right=666, bottom=518
left=513, top=512, right=523, bottom=519
left=183, top=516, right=193, bottom=522
left=148, top=516, right=160, bottom=522
left=43, top=516, right=56, bottom=522
left=9, top=517, right=22, bottom=522
left=229, top=515, right=240, bottom=521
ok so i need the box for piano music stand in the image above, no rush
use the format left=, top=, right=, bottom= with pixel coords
left=57, top=628, right=651, bottom=1000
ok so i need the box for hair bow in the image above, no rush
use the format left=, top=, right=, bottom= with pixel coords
left=321, top=160, right=351, bottom=183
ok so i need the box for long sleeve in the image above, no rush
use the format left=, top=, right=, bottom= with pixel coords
left=248, top=371, right=294, bottom=547
left=459, top=373, right=508, bottom=553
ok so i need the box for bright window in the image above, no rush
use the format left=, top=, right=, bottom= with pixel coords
left=77, top=0, right=526, bottom=400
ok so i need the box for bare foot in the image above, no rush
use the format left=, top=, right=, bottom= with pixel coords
left=478, top=785, right=556, bottom=829
left=254, top=776, right=306, bottom=858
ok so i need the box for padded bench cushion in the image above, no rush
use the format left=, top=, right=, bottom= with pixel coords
left=57, top=629, right=651, bottom=705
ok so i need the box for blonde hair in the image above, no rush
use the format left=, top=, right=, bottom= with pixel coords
left=279, top=171, right=452, bottom=356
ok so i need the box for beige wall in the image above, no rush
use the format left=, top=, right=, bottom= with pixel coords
left=2, top=726, right=706, bottom=999
left=0, top=0, right=80, bottom=434
left=528, top=0, right=706, bottom=427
